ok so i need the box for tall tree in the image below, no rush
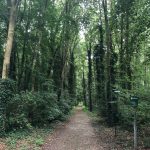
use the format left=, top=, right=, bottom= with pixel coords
left=2, top=0, right=20, bottom=79
left=88, top=43, right=93, bottom=112
left=93, top=24, right=105, bottom=115
left=82, top=68, right=87, bottom=106
left=102, top=0, right=113, bottom=124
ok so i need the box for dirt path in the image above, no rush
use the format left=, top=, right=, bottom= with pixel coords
left=42, top=107, right=109, bottom=150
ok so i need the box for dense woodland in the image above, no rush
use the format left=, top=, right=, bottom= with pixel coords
left=0, top=0, right=150, bottom=144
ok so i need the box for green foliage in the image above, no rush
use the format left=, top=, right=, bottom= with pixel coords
left=35, top=136, right=44, bottom=146
left=6, top=93, right=29, bottom=130
left=0, top=79, right=16, bottom=135
left=6, top=91, right=74, bottom=129
left=136, top=89, right=150, bottom=124
left=0, top=78, right=74, bottom=132
left=58, top=99, right=71, bottom=115
left=116, top=88, right=150, bottom=127
left=0, top=0, right=149, bottom=147
left=0, top=79, right=16, bottom=104
left=143, top=137, right=150, bottom=148
left=5, top=127, right=53, bottom=149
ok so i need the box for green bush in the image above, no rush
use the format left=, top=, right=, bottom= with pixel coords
left=0, top=79, right=75, bottom=132
left=6, top=91, right=62, bottom=128
left=58, top=99, right=72, bottom=115
left=117, top=88, right=150, bottom=127
left=0, top=79, right=16, bottom=104
left=6, top=91, right=74, bottom=129
left=0, top=79, right=16, bottom=135
left=143, top=137, right=150, bottom=148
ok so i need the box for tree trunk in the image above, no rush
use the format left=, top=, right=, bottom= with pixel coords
left=2, top=0, right=19, bottom=79
left=94, top=24, right=105, bottom=115
left=102, top=0, right=113, bottom=125
left=88, top=43, right=92, bottom=112
left=125, top=8, right=132, bottom=90
left=119, top=13, right=126, bottom=88
left=68, top=52, right=76, bottom=97
left=82, top=69, right=87, bottom=106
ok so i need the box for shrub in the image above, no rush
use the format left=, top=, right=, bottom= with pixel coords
left=58, top=99, right=72, bottom=115
left=7, top=91, right=62, bottom=128
left=6, top=93, right=30, bottom=130
left=0, top=79, right=16, bottom=135
left=6, top=91, right=73, bottom=129
left=117, top=88, right=150, bottom=128
left=0, top=79, right=75, bottom=131
left=0, top=79, right=16, bottom=105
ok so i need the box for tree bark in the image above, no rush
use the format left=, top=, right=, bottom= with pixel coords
left=2, top=0, right=19, bottom=79
left=82, top=68, right=87, bottom=106
left=102, top=0, right=114, bottom=125
left=88, top=43, right=92, bottom=112
left=125, top=8, right=132, bottom=90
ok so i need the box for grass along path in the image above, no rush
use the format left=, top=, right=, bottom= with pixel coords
left=0, top=124, right=55, bottom=150
left=0, top=115, right=71, bottom=150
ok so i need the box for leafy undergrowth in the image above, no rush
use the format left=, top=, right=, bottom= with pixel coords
left=0, top=125, right=53, bottom=150
left=86, top=110, right=150, bottom=150
left=0, top=112, right=73, bottom=150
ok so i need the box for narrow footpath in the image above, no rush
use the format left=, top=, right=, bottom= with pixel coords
left=42, top=107, right=110, bottom=150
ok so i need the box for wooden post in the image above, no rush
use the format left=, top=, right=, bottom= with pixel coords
left=134, top=108, right=137, bottom=150
left=131, top=96, right=138, bottom=150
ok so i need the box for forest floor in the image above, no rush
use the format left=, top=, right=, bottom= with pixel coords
left=42, top=107, right=149, bottom=150
left=42, top=107, right=109, bottom=150
left=0, top=107, right=149, bottom=150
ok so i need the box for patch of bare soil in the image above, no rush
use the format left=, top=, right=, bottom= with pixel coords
left=0, top=141, right=7, bottom=150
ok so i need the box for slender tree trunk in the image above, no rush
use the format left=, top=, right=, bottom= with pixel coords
left=119, top=13, right=126, bottom=88
left=88, top=43, right=92, bottom=112
left=94, top=24, right=105, bottom=115
left=9, top=40, right=17, bottom=80
left=82, top=68, right=87, bottom=106
left=18, top=0, right=31, bottom=90
left=102, top=0, right=113, bottom=125
left=125, top=8, right=132, bottom=90
left=2, top=0, right=19, bottom=79
left=68, top=52, right=76, bottom=97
